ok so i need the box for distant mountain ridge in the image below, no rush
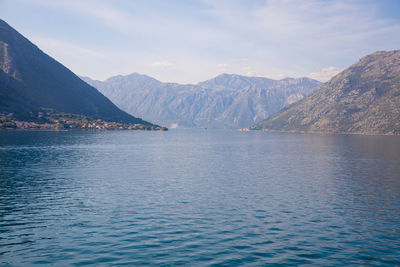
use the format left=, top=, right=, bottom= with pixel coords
left=0, top=19, right=152, bottom=125
left=251, top=50, right=400, bottom=135
left=82, top=73, right=322, bottom=128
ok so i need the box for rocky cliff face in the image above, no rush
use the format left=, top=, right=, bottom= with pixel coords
left=0, top=42, right=18, bottom=78
left=251, top=50, right=400, bottom=135
left=82, top=74, right=321, bottom=128
left=0, top=19, right=152, bottom=125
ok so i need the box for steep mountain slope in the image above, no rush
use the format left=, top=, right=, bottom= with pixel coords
left=0, top=19, right=151, bottom=125
left=82, top=74, right=321, bottom=128
left=251, top=50, right=400, bottom=135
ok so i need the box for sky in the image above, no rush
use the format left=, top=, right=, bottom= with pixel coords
left=1, top=0, right=400, bottom=83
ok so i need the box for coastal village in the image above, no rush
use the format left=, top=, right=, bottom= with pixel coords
left=0, top=110, right=167, bottom=131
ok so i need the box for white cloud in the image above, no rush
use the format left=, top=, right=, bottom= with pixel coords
left=216, top=63, right=228, bottom=72
left=15, top=0, right=400, bottom=83
left=205, top=0, right=400, bottom=56
left=150, top=61, right=173, bottom=68
left=242, top=68, right=261, bottom=77
left=308, top=66, right=343, bottom=82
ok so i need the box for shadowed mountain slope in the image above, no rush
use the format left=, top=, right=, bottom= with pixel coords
left=0, top=19, right=152, bottom=125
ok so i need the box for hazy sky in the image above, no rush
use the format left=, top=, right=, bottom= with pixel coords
left=1, top=0, right=400, bottom=83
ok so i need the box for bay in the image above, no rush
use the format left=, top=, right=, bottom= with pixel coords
left=0, top=129, right=399, bottom=266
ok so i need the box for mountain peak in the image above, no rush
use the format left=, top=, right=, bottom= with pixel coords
left=104, top=72, right=161, bottom=86
left=198, top=73, right=275, bottom=91
left=252, top=50, right=400, bottom=135
left=0, top=19, right=12, bottom=29
left=84, top=71, right=321, bottom=128
left=0, top=19, right=153, bottom=125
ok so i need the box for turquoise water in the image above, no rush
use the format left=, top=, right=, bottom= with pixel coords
left=0, top=129, right=400, bottom=266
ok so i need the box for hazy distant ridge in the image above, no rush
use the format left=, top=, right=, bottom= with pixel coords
left=82, top=73, right=321, bottom=128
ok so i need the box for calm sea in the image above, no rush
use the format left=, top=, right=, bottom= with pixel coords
left=0, top=129, right=399, bottom=266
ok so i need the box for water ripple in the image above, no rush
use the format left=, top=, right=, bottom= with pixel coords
left=0, top=130, right=400, bottom=265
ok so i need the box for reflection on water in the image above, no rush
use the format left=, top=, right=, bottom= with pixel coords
left=0, top=130, right=399, bottom=265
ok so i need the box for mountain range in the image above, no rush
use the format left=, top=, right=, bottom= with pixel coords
left=3, top=18, right=398, bottom=135
left=82, top=74, right=322, bottom=128
left=0, top=19, right=152, bottom=126
left=251, top=50, right=400, bottom=135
